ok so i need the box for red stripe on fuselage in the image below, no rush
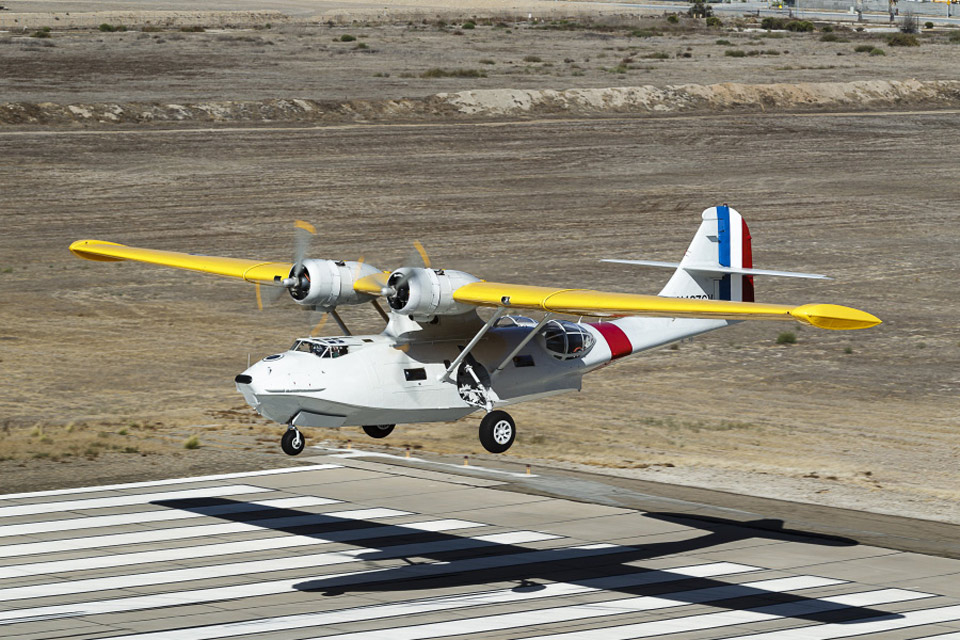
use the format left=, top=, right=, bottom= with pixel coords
left=590, top=322, right=633, bottom=360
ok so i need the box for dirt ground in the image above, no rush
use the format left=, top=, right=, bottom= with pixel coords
left=1, top=8, right=958, bottom=523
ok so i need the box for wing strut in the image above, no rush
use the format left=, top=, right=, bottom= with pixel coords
left=439, top=308, right=506, bottom=383
left=329, top=309, right=351, bottom=336
left=490, top=314, right=554, bottom=380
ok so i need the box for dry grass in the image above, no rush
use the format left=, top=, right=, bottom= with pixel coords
left=0, top=420, right=169, bottom=462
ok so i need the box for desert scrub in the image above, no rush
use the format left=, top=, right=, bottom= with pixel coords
left=461, top=21, right=475, bottom=29
left=776, top=331, right=798, bottom=345
left=339, top=34, right=356, bottom=42
left=786, top=20, right=815, bottom=32
left=179, top=25, right=205, bottom=33
left=853, top=44, right=875, bottom=52
left=183, top=435, right=200, bottom=449
left=479, top=58, right=495, bottom=64
left=888, top=33, right=919, bottom=46
left=523, top=55, right=543, bottom=62
left=869, top=47, right=886, bottom=56
left=724, top=49, right=746, bottom=57
left=98, top=24, right=126, bottom=32
left=420, top=68, right=486, bottom=78
left=715, top=39, right=732, bottom=45
left=705, top=16, right=723, bottom=27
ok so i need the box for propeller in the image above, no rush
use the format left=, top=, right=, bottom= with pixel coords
left=381, top=240, right=431, bottom=298
left=256, top=220, right=317, bottom=311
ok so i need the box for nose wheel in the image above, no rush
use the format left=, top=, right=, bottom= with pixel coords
left=281, top=426, right=306, bottom=456
left=479, top=410, right=516, bottom=454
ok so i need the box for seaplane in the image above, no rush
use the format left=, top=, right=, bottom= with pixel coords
left=70, top=205, right=880, bottom=456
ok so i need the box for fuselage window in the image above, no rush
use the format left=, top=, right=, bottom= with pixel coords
left=404, top=368, right=427, bottom=381
left=513, top=355, right=535, bottom=368
left=538, top=320, right=596, bottom=360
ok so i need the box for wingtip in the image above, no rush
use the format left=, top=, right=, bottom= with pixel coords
left=69, top=240, right=128, bottom=262
left=790, top=304, right=881, bottom=331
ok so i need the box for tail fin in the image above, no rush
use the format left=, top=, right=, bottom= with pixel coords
left=602, top=206, right=831, bottom=302
left=659, top=205, right=754, bottom=301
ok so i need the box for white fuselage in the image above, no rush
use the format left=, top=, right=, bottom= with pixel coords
left=235, top=312, right=731, bottom=429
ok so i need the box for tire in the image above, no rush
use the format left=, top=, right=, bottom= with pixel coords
left=281, top=428, right=305, bottom=456
left=362, top=424, right=395, bottom=439
left=479, top=411, right=516, bottom=454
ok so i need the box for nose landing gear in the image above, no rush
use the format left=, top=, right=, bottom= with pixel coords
left=479, top=410, right=516, bottom=454
left=281, top=425, right=306, bottom=456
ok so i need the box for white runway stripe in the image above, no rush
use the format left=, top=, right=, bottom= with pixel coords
left=0, top=543, right=623, bottom=624
left=0, top=519, right=485, bottom=580
left=0, top=507, right=410, bottom=559
left=0, top=529, right=557, bottom=602
left=0, top=495, right=340, bottom=540
left=301, top=575, right=879, bottom=640
left=0, top=464, right=341, bottom=501
left=527, top=589, right=934, bottom=640
left=723, top=604, right=960, bottom=639
left=0, top=484, right=271, bottom=519
left=915, top=633, right=960, bottom=640
left=98, top=562, right=763, bottom=640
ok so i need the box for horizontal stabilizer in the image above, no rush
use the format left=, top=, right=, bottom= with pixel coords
left=602, top=259, right=830, bottom=280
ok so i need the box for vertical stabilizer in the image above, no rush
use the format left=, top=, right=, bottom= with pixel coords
left=659, top=205, right=754, bottom=302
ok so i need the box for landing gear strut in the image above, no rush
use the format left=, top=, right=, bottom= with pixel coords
left=281, top=425, right=305, bottom=456
left=479, top=410, right=516, bottom=454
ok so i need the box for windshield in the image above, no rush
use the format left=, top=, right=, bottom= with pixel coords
left=290, top=339, right=349, bottom=358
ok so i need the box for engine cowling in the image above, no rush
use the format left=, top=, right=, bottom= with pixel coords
left=387, top=268, right=480, bottom=320
left=288, top=259, right=382, bottom=309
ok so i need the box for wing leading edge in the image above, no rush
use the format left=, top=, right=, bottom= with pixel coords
left=452, top=281, right=880, bottom=331
left=69, top=240, right=292, bottom=284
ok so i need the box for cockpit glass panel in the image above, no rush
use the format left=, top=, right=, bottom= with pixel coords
left=538, top=320, right=595, bottom=360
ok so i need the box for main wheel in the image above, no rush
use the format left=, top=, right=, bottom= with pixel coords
left=281, top=428, right=305, bottom=456
left=362, top=424, right=395, bottom=439
left=479, top=410, right=516, bottom=454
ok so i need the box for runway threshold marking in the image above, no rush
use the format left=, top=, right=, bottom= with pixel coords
left=0, top=518, right=485, bottom=581
left=0, top=495, right=340, bottom=539
left=0, top=464, right=341, bottom=501
left=319, top=446, right=538, bottom=478
left=0, top=507, right=411, bottom=559
left=0, top=543, right=626, bottom=624
left=723, top=605, right=960, bottom=640
left=249, top=584, right=927, bottom=640
left=96, top=562, right=763, bottom=640
left=0, top=484, right=270, bottom=518
left=0, top=529, right=558, bottom=604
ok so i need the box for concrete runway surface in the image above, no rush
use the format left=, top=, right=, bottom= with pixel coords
left=3, top=453, right=960, bottom=640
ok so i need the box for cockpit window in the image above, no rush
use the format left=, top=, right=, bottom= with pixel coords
left=291, top=339, right=349, bottom=359
left=495, top=315, right=539, bottom=328
left=538, top=320, right=595, bottom=360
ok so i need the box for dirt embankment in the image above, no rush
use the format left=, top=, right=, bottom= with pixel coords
left=2, top=79, right=959, bottom=127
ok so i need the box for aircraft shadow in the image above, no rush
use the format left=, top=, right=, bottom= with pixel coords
left=153, top=497, right=903, bottom=625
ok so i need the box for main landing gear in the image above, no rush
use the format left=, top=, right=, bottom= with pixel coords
left=281, top=425, right=305, bottom=456
left=362, top=424, right=396, bottom=439
left=479, top=410, right=516, bottom=454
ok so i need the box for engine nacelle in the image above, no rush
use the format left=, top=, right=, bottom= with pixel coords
left=288, top=258, right=382, bottom=309
left=387, top=268, right=480, bottom=320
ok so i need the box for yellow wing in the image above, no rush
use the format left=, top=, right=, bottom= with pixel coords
left=69, top=240, right=292, bottom=284
left=452, top=281, right=880, bottom=331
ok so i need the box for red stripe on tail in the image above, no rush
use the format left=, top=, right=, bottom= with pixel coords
left=742, top=218, right=755, bottom=303
left=590, top=322, right=633, bottom=359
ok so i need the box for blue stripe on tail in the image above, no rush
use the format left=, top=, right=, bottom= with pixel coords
left=717, top=205, right=731, bottom=268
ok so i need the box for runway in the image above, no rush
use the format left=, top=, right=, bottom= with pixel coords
left=3, top=456, right=960, bottom=640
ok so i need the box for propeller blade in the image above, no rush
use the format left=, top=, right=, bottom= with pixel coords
left=292, top=220, right=317, bottom=275
left=309, top=311, right=329, bottom=336
left=413, top=240, right=431, bottom=269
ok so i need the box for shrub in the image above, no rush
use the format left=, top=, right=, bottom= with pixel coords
left=479, top=58, right=495, bottom=64
left=853, top=43, right=874, bottom=52
left=30, top=29, right=51, bottom=38
left=706, top=16, right=722, bottom=27
left=761, top=17, right=786, bottom=30
left=642, top=51, right=669, bottom=59
left=776, top=331, right=797, bottom=345
left=899, top=13, right=919, bottom=34
left=687, top=0, right=713, bottom=18
left=183, top=435, right=200, bottom=449
left=715, top=38, right=732, bottom=45
left=462, top=21, right=475, bottom=29
left=888, top=32, right=919, bottom=46
left=724, top=49, right=746, bottom=57
left=631, top=29, right=659, bottom=37
left=869, top=47, right=886, bottom=55
left=420, top=67, right=487, bottom=78
left=354, top=42, right=368, bottom=49
left=786, top=20, right=815, bottom=32
left=98, top=23, right=121, bottom=32
left=667, top=14, right=679, bottom=24
left=925, top=21, right=934, bottom=29
left=820, top=33, right=840, bottom=42
left=339, top=34, right=356, bottom=41
left=179, top=25, right=205, bottom=32
left=821, top=24, right=834, bottom=32
left=523, top=55, right=542, bottom=62
left=950, top=32, right=960, bottom=43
